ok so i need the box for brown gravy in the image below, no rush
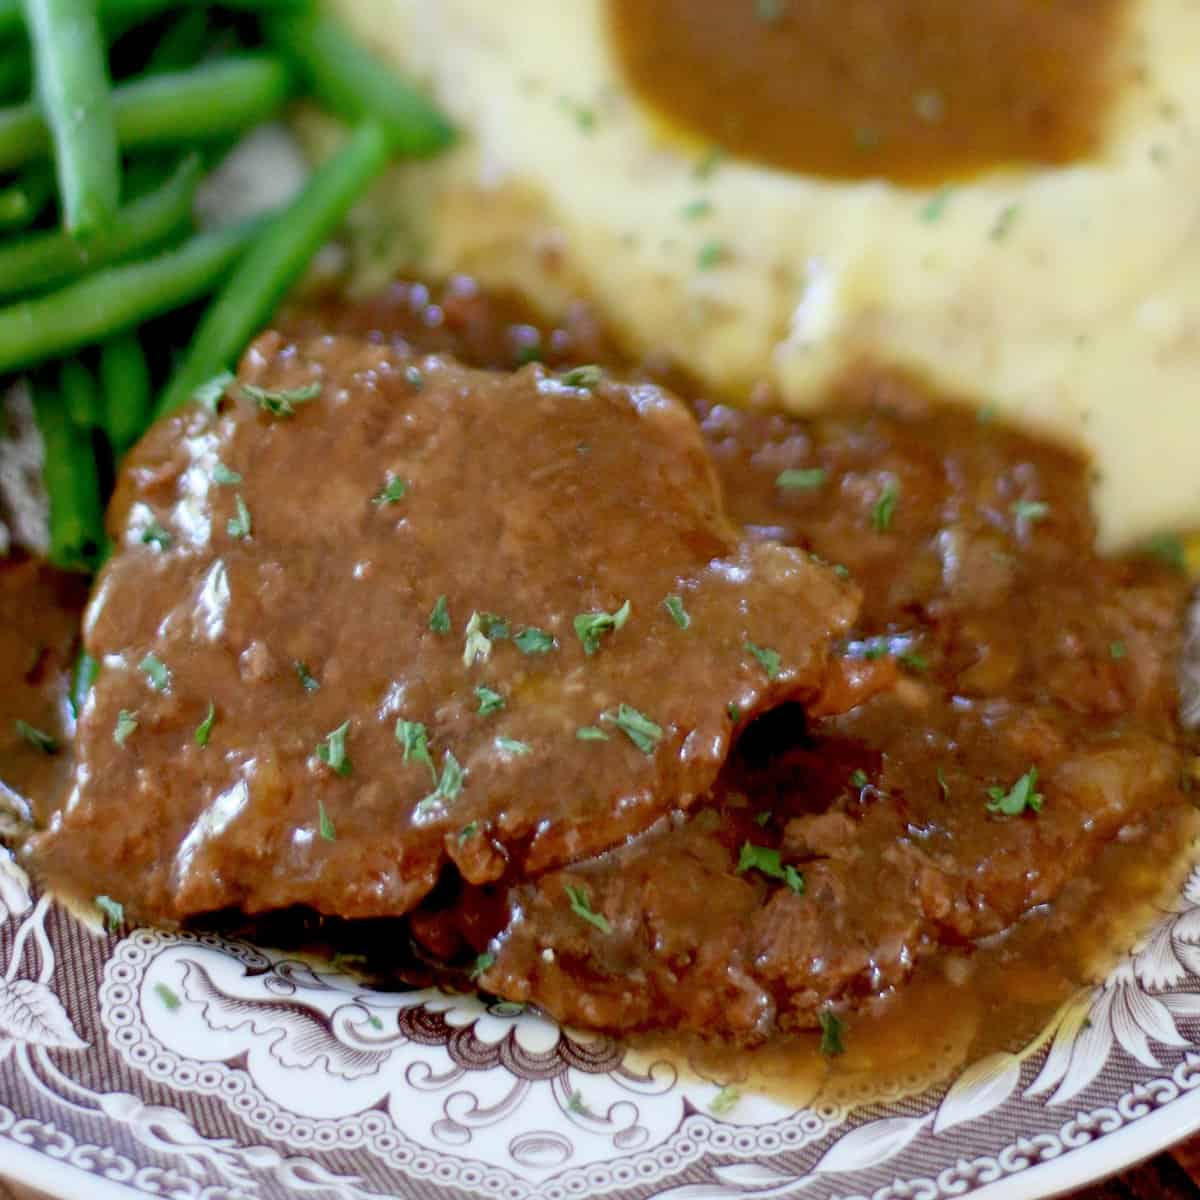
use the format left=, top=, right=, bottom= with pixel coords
left=608, top=0, right=1130, bottom=183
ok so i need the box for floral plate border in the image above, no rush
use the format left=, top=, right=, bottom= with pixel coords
left=4, top=842, right=1200, bottom=1200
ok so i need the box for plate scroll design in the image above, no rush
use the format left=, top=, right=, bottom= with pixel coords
left=3, top=839, right=1200, bottom=1200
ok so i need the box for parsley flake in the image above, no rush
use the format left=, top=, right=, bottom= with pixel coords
left=139, top=653, right=169, bottom=692
left=664, top=595, right=690, bottom=629
left=458, top=821, right=479, bottom=843
left=1012, top=499, right=1050, bottom=525
left=919, top=187, right=952, bottom=223
left=986, top=767, right=1043, bottom=816
left=212, top=462, right=241, bottom=486
left=565, top=883, right=612, bottom=934
left=95, top=894, right=124, bottom=932
left=318, top=799, right=336, bottom=842
left=851, top=768, right=869, bottom=789
left=194, top=701, right=215, bottom=747
left=576, top=725, right=609, bottom=741
left=294, top=660, right=320, bottom=692
left=140, top=519, right=172, bottom=549
left=471, top=951, right=495, bottom=980
left=114, top=709, right=138, bottom=746
left=727, top=702, right=742, bottom=723
left=819, top=1009, right=845, bottom=1056
left=600, top=704, right=662, bottom=754
left=226, top=494, right=252, bottom=539
left=574, top=599, right=630, bottom=655
left=1110, top=640, right=1127, bottom=661
left=475, top=685, right=506, bottom=716
left=14, top=719, right=56, bottom=754
left=937, top=765, right=950, bottom=799
left=316, top=720, right=352, bottom=777
left=241, top=380, right=321, bottom=417
left=710, top=1085, right=741, bottom=1115
left=419, top=750, right=465, bottom=814
left=899, top=650, right=929, bottom=673
left=373, top=477, right=408, bottom=506
left=395, top=719, right=436, bottom=779
left=1146, top=533, right=1186, bottom=572
left=561, top=364, right=603, bottom=389
left=405, top=365, right=424, bottom=389
left=744, top=640, right=782, bottom=680
left=754, top=810, right=772, bottom=827
left=990, top=203, right=1020, bottom=241
left=694, top=146, right=725, bottom=179
left=430, top=595, right=451, bottom=634
left=514, top=627, right=556, bottom=655
left=871, top=483, right=898, bottom=533
left=154, top=982, right=181, bottom=1011
left=736, top=842, right=804, bottom=893
left=496, top=736, right=532, bottom=756
left=755, top=0, right=782, bottom=23
left=697, top=239, right=726, bottom=270
left=682, top=198, right=712, bottom=220
left=776, top=467, right=826, bottom=490
left=193, top=371, right=234, bottom=411
left=567, top=1090, right=588, bottom=1115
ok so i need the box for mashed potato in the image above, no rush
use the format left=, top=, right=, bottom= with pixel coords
left=326, top=0, right=1200, bottom=550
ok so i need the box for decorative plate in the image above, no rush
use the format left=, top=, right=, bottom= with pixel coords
left=4, top=842, right=1200, bottom=1200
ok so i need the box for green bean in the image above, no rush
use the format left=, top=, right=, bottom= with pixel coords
left=0, top=214, right=264, bottom=372
left=0, top=152, right=202, bottom=301
left=31, top=374, right=106, bottom=571
left=265, top=9, right=454, bottom=157
left=0, top=0, right=308, bottom=40
left=0, top=160, right=51, bottom=229
left=157, top=120, right=393, bottom=418
left=0, top=55, right=295, bottom=171
left=22, top=0, right=120, bottom=239
left=99, top=330, right=151, bottom=453
left=60, top=356, right=104, bottom=429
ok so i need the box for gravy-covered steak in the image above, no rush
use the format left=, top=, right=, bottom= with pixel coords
left=30, top=335, right=860, bottom=924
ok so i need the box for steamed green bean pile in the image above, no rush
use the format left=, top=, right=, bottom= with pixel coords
left=0, top=0, right=454, bottom=571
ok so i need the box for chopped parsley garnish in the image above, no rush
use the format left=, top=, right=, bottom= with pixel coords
left=682, top=198, right=712, bottom=221
left=154, top=982, right=181, bottom=1011
left=70, top=651, right=98, bottom=720
left=458, top=821, right=479, bottom=843
left=565, top=883, right=612, bottom=934
left=318, top=799, right=336, bottom=842
left=139, top=653, right=169, bottom=692
left=372, top=477, right=408, bottom=506
left=430, top=595, right=451, bottom=634
left=475, top=685, right=506, bottom=716
left=937, top=766, right=950, bottom=799
left=419, top=750, right=465, bottom=814
left=1146, top=533, right=1186, bottom=572
left=95, top=894, right=124, bottom=932
left=710, top=1085, right=741, bottom=1115
left=294, top=660, right=320, bottom=693
left=395, top=719, right=435, bottom=778
left=744, top=640, right=782, bottom=680
left=1011, top=499, right=1050, bottom=525
left=212, top=462, right=242, bottom=486
left=194, top=701, right=215, bottom=747
left=600, top=704, right=662, bottom=754
left=226, top=493, right=252, bottom=539
left=114, top=709, right=138, bottom=746
left=819, top=1009, right=845, bottom=1057
left=990, top=203, right=1020, bottom=242
left=755, top=0, right=782, bottom=23
left=316, top=720, right=352, bottom=777
left=496, top=736, right=532, bottom=756
left=693, top=146, right=725, bottom=179
left=405, top=365, right=424, bottom=389
left=140, top=519, right=172, bottom=549
left=736, top=842, right=804, bottom=894
left=193, top=371, right=234, bottom=411
left=576, top=725, right=609, bottom=741
left=986, top=767, right=1043, bottom=816
left=14, top=719, right=56, bottom=754
left=978, top=403, right=997, bottom=426
left=697, top=239, right=726, bottom=270
left=851, top=768, right=869, bottom=789
left=898, top=650, right=929, bottom=673
left=776, top=467, right=826, bottom=490
left=574, top=599, right=630, bottom=655
left=919, top=187, right=952, bottom=224
left=727, top=702, right=742, bottom=722
left=567, top=1090, right=587, bottom=1115
left=240, top=380, right=321, bottom=416
left=1110, top=640, right=1127, bottom=661
left=514, top=626, right=556, bottom=655
left=664, top=595, right=690, bottom=629
left=871, top=483, right=898, bottom=533
left=471, top=951, right=495, bottom=980
left=561, top=364, right=603, bottom=389
left=754, top=810, right=772, bottom=827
